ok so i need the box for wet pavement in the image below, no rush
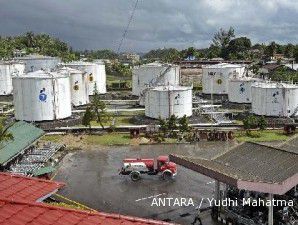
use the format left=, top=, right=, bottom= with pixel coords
left=55, top=142, right=236, bottom=225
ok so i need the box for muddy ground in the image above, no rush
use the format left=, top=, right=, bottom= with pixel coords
left=55, top=142, right=237, bottom=225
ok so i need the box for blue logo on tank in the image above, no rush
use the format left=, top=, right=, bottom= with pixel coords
left=39, top=88, right=47, bottom=102
left=239, top=83, right=245, bottom=93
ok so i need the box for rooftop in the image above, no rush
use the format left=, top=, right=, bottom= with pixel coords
left=0, top=121, right=45, bottom=166
left=136, top=62, right=178, bottom=68
left=58, top=67, right=85, bottom=75
left=0, top=172, right=172, bottom=225
left=170, top=142, right=298, bottom=195
left=13, top=69, right=69, bottom=79
left=0, top=172, right=64, bottom=202
left=252, top=81, right=298, bottom=89
left=62, top=61, right=96, bottom=66
left=0, top=60, right=25, bottom=66
left=15, top=54, right=59, bottom=60
left=151, top=85, right=192, bottom=91
left=202, top=63, right=245, bottom=69
left=0, top=199, right=173, bottom=225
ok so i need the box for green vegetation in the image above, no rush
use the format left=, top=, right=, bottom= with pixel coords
left=84, top=133, right=130, bottom=145
left=83, top=49, right=118, bottom=60
left=40, top=135, right=62, bottom=142
left=0, top=32, right=78, bottom=62
left=143, top=48, right=181, bottom=62
left=89, top=116, right=133, bottom=126
left=41, top=133, right=130, bottom=146
left=157, top=115, right=191, bottom=141
left=82, top=84, right=111, bottom=129
left=0, top=118, right=14, bottom=143
left=235, top=130, right=289, bottom=142
left=243, top=115, right=268, bottom=135
left=270, top=67, right=298, bottom=83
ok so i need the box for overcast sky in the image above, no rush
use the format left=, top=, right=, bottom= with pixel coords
left=0, top=0, right=297, bottom=52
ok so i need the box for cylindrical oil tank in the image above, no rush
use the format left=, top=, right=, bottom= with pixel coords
left=228, top=78, right=261, bottom=103
left=251, top=82, right=298, bottom=117
left=12, top=70, right=72, bottom=121
left=15, top=54, right=61, bottom=72
left=202, top=63, right=246, bottom=95
left=0, top=61, right=25, bottom=95
left=62, top=61, right=106, bottom=95
left=145, top=85, right=192, bottom=119
left=58, top=67, right=89, bottom=106
left=132, top=63, right=180, bottom=96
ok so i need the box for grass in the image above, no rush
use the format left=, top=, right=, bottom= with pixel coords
left=235, top=130, right=290, bottom=142
left=84, top=133, right=131, bottom=145
left=89, top=116, right=134, bottom=127
left=41, top=133, right=131, bottom=146
left=41, top=135, right=63, bottom=142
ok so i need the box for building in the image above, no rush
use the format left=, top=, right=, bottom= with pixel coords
left=170, top=142, right=298, bottom=225
left=15, top=54, right=61, bottom=72
left=12, top=70, right=72, bottom=121
left=132, top=62, right=180, bottom=97
left=119, top=53, right=140, bottom=65
left=145, top=85, right=193, bottom=119
left=0, top=60, right=25, bottom=95
left=0, top=172, right=64, bottom=202
left=0, top=121, right=44, bottom=170
left=251, top=82, right=298, bottom=117
left=202, top=63, right=246, bottom=95
left=0, top=172, right=173, bottom=225
left=62, top=61, right=107, bottom=95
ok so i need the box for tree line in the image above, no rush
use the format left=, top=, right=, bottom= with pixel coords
left=1, top=29, right=297, bottom=63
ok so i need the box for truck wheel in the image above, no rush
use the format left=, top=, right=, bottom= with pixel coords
left=162, top=171, right=172, bottom=180
left=130, top=171, right=141, bottom=181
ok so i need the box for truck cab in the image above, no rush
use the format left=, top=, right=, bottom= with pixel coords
left=157, top=156, right=177, bottom=177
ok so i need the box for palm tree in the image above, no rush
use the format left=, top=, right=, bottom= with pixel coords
left=0, top=120, right=14, bottom=143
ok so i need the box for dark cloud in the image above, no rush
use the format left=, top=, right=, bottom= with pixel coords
left=0, top=0, right=297, bottom=51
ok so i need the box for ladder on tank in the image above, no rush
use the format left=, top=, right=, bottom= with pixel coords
left=139, top=64, right=173, bottom=104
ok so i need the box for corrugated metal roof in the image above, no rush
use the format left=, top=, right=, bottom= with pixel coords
left=0, top=199, right=173, bottom=225
left=0, top=172, right=64, bottom=202
left=170, top=142, right=298, bottom=194
left=33, top=166, right=56, bottom=177
left=0, top=121, right=45, bottom=165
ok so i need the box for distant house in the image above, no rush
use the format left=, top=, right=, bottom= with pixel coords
left=119, top=53, right=140, bottom=65
left=259, top=63, right=283, bottom=74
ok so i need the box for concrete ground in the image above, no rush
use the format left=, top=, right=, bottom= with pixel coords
left=55, top=142, right=236, bottom=225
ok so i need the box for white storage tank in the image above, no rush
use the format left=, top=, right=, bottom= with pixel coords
left=62, top=61, right=106, bottom=95
left=15, top=54, right=61, bottom=72
left=12, top=70, right=72, bottom=121
left=0, top=61, right=25, bottom=95
left=228, top=78, right=261, bottom=103
left=251, top=82, right=298, bottom=117
left=58, top=67, right=89, bottom=106
left=202, top=63, right=246, bottom=95
left=145, top=85, right=192, bottom=119
left=132, top=63, right=180, bottom=96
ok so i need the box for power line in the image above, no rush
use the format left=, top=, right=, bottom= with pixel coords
left=117, top=0, right=139, bottom=54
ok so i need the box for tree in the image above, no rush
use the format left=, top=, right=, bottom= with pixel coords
left=265, top=41, right=277, bottom=58
left=258, top=116, right=267, bottom=131
left=284, top=44, right=295, bottom=58
left=0, top=119, right=14, bottom=143
left=243, top=115, right=259, bottom=135
left=212, top=27, right=235, bottom=59
left=90, top=83, right=109, bottom=129
left=227, top=37, right=251, bottom=60
left=82, top=107, right=94, bottom=132
left=167, top=115, right=178, bottom=131
left=178, top=115, right=190, bottom=133
left=158, top=117, right=168, bottom=138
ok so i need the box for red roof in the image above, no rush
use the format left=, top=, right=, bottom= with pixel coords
left=0, top=172, right=64, bottom=202
left=0, top=199, right=173, bottom=225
